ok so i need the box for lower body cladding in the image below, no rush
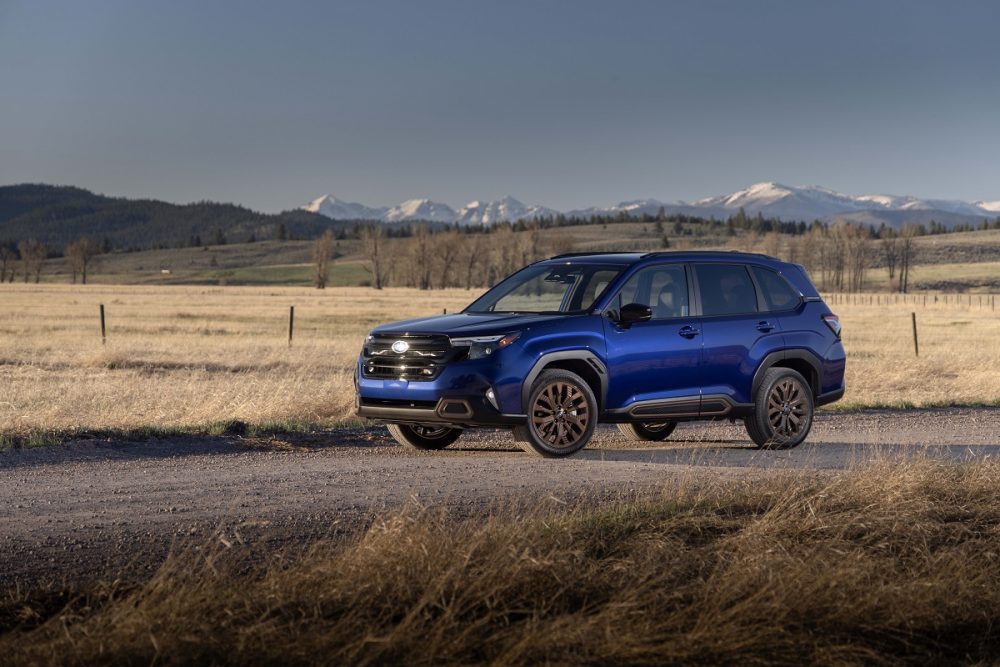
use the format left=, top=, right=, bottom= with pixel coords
left=357, top=395, right=527, bottom=429
left=604, top=393, right=754, bottom=423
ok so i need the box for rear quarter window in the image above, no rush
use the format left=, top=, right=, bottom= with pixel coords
left=751, top=266, right=802, bottom=312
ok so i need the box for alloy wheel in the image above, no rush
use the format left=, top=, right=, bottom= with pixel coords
left=411, top=424, right=452, bottom=439
left=531, top=381, right=590, bottom=450
left=767, top=377, right=808, bottom=437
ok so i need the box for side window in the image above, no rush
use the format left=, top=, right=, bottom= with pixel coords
left=695, top=264, right=758, bottom=316
left=751, top=266, right=801, bottom=312
left=612, top=264, right=689, bottom=320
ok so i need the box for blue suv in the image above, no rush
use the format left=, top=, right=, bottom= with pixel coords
left=356, top=251, right=845, bottom=457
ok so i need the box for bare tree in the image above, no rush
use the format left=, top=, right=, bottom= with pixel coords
left=435, top=230, right=462, bottom=288
left=898, top=224, right=918, bottom=293
left=0, top=245, right=16, bottom=283
left=809, top=226, right=833, bottom=291
left=408, top=225, right=434, bottom=290
left=18, top=239, right=47, bottom=283
left=65, top=237, right=100, bottom=284
left=845, top=225, right=869, bottom=292
left=763, top=230, right=783, bottom=259
left=360, top=224, right=389, bottom=289
left=880, top=230, right=899, bottom=284
left=312, top=230, right=335, bottom=289
left=461, top=233, right=486, bottom=289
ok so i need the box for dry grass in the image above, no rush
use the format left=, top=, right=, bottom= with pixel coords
left=4, top=460, right=1000, bottom=665
left=0, top=284, right=473, bottom=439
left=1, top=284, right=999, bottom=440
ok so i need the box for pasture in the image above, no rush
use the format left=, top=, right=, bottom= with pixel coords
left=1, top=284, right=998, bottom=441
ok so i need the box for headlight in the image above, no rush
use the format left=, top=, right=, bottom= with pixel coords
left=450, top=332, right=521, bottom=360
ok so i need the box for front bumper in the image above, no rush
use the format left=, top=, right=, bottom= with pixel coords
left=356, top=354, right=527, bottom=428
left=358, top=395, right=526, bottom=428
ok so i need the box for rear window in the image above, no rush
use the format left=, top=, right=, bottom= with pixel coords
left=695, top=264, right=758, bottom=316
left=751, top=266, right=801, bottom=312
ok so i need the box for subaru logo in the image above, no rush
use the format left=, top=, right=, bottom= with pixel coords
left=391, top=340, right=409, bottom=354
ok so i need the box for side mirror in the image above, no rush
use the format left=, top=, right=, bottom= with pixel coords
left=619, top=302, right=652, bottom=326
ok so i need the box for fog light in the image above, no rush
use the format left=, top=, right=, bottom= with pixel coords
left=485, top=387, right=499, bottom=410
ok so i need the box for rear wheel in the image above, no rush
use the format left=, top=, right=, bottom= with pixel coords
left=745, top=368, right=814, bottom=449
left=617, top=421, right=677, bottom=441
left=518, top=369, right=598, bottom=457
left=386, top=423, right=463, bottom=450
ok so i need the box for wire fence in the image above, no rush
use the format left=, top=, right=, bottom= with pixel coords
left=822, top=292, right=998, bottom=310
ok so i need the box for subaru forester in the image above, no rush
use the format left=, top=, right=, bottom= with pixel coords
left=356, top=251, right=845, bottom=457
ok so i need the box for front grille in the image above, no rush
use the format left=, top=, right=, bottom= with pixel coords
left=362, top=334, right=463, bottom=380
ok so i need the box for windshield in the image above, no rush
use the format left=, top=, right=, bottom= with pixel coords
left=465, top=264, right=623, bottom=314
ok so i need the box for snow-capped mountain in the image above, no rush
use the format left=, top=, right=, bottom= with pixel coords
left=383, top=198, right=456, bottom=223
left=566, top=199, right=669, bottom=219
left=456, top=196, right=558, bottom=225
left=303, top=195, right=386, bottom=220
left=300, top=183, right=999, bottom=228
left=691, top=182, right=995, bottom=220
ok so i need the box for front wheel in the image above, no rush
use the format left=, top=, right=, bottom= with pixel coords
left=386, top=423, right=463, bottom=450
left=518, top=369, right=598, bottom=457
left=744, top=368, right=814, bottom=449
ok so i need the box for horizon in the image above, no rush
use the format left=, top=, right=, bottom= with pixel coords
left=2, top=0, right=999, bottom=212
left=4, top=179, right=998, bottom=215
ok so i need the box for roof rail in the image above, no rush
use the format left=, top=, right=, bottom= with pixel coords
left=639, top=250, right=777, bottom=260
left=548, top=251, right=635, bottom=259
left=548, top=249, right=781, bottom=261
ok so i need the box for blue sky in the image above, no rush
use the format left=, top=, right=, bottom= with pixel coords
left=1, top=0, right=998, bottom=212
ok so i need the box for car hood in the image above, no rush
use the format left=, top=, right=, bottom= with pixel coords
left=371, top=312, right=574, bottom=337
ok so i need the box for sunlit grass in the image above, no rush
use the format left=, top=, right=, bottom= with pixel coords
left=1, top=284, right=998, bottom=437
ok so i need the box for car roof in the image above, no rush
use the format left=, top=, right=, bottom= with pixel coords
left=536, top=250, right=820, bottom=299
left=539, top=250, right=782, bottom=266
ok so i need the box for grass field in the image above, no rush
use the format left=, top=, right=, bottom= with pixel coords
left=1, top=284, right=999, bottom=442
left=29, top=225, right=1000, bottom=290
left=5, top=459, right=1000, bottom=664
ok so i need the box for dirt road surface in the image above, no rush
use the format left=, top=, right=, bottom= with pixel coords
left=2, top=408, right=999, bottom=585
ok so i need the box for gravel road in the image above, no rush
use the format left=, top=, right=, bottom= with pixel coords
left=2, top=408, right=999, bottom=586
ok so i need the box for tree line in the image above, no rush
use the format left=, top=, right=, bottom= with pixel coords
left=0, top=237, right=101, bottom=284
left=316, top=215, right=951, bottom=293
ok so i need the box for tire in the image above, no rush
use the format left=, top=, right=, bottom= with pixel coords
left=519, top=369, right=598, bottom=457
left=744, top=367, right=814, bottom=449
left=386, top=423, right=463, bottom=450
left=617, top=421, right=677, bottom=441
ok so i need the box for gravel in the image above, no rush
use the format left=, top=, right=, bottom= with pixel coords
left=2, top=408, right=998, bottom=586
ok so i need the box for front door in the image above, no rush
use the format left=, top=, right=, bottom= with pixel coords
left=601, top=263, right=704, bottom=417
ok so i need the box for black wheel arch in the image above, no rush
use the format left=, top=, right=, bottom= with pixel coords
left=751, top=349, right=823, bottom=399
left=521, top=351, right=607, bottom=413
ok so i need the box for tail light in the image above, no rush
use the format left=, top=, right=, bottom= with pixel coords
left=822, top=313, right=841, bottom=338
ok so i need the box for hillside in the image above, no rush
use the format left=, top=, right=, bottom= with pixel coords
left=0, top=184, right=349, bottom=251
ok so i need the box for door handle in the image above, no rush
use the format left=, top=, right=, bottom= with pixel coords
left=756, top=321, right=775, bottom=332
left=678, top=325, right=700, bottom=339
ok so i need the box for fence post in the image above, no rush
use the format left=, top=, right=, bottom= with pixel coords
left=288, top=306, right=294, bottom=347
left=99, top=303, right=106, bottom=345
left=911, top=312, right=919, bottom=357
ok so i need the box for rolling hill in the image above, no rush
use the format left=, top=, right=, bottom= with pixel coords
left=0, top=184, right=348, bottom=251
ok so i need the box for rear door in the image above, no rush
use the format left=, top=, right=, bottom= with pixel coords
left=693, top=263, right=785, bottom=408
left=601, top=263, right=704, bottom=415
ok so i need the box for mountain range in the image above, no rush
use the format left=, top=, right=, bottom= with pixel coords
left=303, top=182, right=1000, bottom=229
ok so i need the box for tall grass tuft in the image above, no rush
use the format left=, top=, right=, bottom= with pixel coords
left=4, top=460, right=1000, bottom=665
